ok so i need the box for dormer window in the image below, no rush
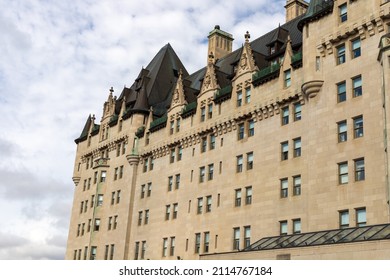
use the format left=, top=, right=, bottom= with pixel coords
left=270, top=45, right=276, bottom=55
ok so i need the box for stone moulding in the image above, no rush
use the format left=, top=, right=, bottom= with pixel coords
left=72, top=176, right=81, bottom=187
left=301, top=80, right=324, bottom=98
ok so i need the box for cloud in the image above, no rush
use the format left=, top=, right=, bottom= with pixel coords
left=0, top=232, right=28, bottom=249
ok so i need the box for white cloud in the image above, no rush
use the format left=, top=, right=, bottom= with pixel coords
left=0, top=0, right=291, bottom=259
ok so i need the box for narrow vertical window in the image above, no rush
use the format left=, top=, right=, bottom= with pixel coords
left=206, top=196, right=212, bottom=212
left=170, top=120, right=174, bottom=135
left=138, top=211, right=142, bottom=226
left=352, top=75, right=362, bottom=97
left=354, top=158, right=365, bottom=181
left=177, top=146, right=183, bottom=161
left=237, top=91, right=242, bottom=107
left=338, top=120, right=347, bottom=142
left=281, top=142, right=289, bottom=161
left=337, top=81, right=346, bottom=102
left=94, top=218, right=100, bottom=231
left=210, top=134, right=216, bottom=150
left=195, top=233, right=201, bottom=254
left=165, top=205, right=170, bottom=220
left=233, top=228, right=240, bottom=250
left=280, top=178, right=288, bottom=198
left=245, top=186, right=252, bottom=205
left=90, top=246, right=97, bottom=260
left=175, top=174, right=180, bottom=189
left=197, top=198, right=203, bottom=214
left=144, top=210, right=149, bottom=225
left=280, top=221, right=288, bottom=235
left=143, top=159, right=148, bottom=173
left=352, top=38, right=361, bottom=59
left=204, top=232, right=210, bottom=253
left=356, top=208, right=366, bottom=227
left=162, top=238, right=168, bottom=257
left=293, top=219, right=301, bottom=234
left=294, top=103, right=301, bottom=121
left=282, top=107, right=289, bottom=125
left=284, top=69, right=291, bottom=87
left=200, top=107, right=206, bottom=122
left=339, top=210, right=349, bottom=229
left=293, top=138, right=301, bottom=157
left=245, top=87, right=251, bottom=104
left=208, top=164, right=214, bottom=180
left=199, top=167, right=205, bottom=183
left=170, top=149, right=175, bottom=163
left=173, top=203, right=178, bottom=219
left=238, top=123, right=245, bottom=140
left=100, top=171, right=106, bottom=182
left=208, top=104, right=213, bottom=119
left=247, top=152, right=254, bottom=170
left=336, top=44, right=346, bottom=65
left=97, top=194, right=103, bottom=206
left=293, top=175, right=301, bottom=196
left=176, top=118, right=180, bottom=132
left=235, top=189, right=242, bottom=207
left=353, top=115, right=364, bottom=138
left=244, top=226, right=251, bottom=248
left=248, top=120, right=255, bottom=137
left=134, top=242, right=139, bottom=260
left=141, top=185, right=145, bottom=199
left=339, top=3, right=347, bottom=23
left=147, top=183, right=152, bottom=197
left=338, top=162, right=349, bottom=184
left=236, top=155, right=243, bottom=172
left=201, top=137, right=207, bottom=153
left=168, top=176, right=173, bottom=192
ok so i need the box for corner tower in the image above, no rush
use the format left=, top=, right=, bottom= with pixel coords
left=207, top=25, right=234, bottom=61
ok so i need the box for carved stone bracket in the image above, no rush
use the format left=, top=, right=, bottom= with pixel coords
left=301, top=80, right=324, bottom=99
left=127, top=154, right=140, bottom=166
left=72, top=176, right=81, bottom=187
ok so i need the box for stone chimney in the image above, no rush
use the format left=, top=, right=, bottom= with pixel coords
left=285, top=0, right=309, bottom=22
left=207, top=25, right=234, bottom=62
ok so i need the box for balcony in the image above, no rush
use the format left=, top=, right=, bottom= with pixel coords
left=252, top=63, right=281, bottom=86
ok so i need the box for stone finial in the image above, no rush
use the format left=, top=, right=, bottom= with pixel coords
left=245, top=31, right=250, bottom=43
left=208, top=52, right=215, bottom=65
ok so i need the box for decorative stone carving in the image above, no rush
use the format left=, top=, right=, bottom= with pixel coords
left=301, top=80, right=324, bottom=98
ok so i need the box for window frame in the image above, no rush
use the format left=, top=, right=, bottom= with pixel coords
left=338, top=162, right=349, bottom=184
left=336, top=44, right=346, bottom=65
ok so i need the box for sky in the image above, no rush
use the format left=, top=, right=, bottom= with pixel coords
left=0, top=0, right=293, bottom=259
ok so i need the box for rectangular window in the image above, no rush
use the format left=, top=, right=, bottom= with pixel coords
left=210, top=134, right=216, bottom=150
left=104, top=245, right=109, bottom=260
left=200, top=107, right=206, bottom=122
left=293, top=175, right=301, bottom=196
left=138, top=211, right=143, bottom=226
left=94, top=218, right=100, bottom=231
left=284, top=69, right=291, bottom=87
left=237, top=91, right=242, bottom=107
left=339, top=3, right=347, bottom=23
left=201, top=137, right=207, bottom=153
left=337, top=81, right=346, bottom=102
left=338, top=120, right=347, bottom=142
left=293, top=138, right=301, bottom=157
left=204, top=232, right=210, bottom=253
left=90, top=246, right=97, bottom=260
left=100, top=171, right=106, bottom=183
left=337, top=44, right=346, bottom=65
left=199, top=167, right=205, bottom=183
left=245, top=87, right=251, bottom=104
left=141, top=185, right=145, bottom=199
left=282, top=107, right=289, bottom=125
left=165, top=205, right=171, bottom=220
left=88, top=219, right=91, bottom=232
left=141, top=242, right=146, bottom=260
left=168, top=176, right=173, bottom=191
left=116, top=144, right=121, bottom=157
left=195, top=233, right=201, bottom=254
left=280, top=178, right=288, bottom=198
left=114, top=167, right=119, bottom=179
left=281, top=141, right=288, bottom=161
left=237, top=155, right=243, bottom=173
left=173, top=203, right=178, bottom=219
left=353, top=115, right=364, bottom=138
left=108, top=217, right=112, bottom=230
left=293, top=219, right=301, bottom=234
left=177, top=146, right=183, bottom=161
left=170, top=121, right=174, bottom=135
left=206, top=196, right=212, bottom=212
left=122, top=142, right=126, bottom=154
left=147, top=183, right=152, bottom=197
left=339, top=210, right=349, bottom=229
left=110, top=244, right=115, bottom=260
left=119, top=166, right=123, bottom=179
left=238, top=123, right=245, bottom=140
left=170, top=149, right=175, bottom=163
left=176, top=119, right=180, bottom=132
left=208, top=104, right=213, bottom=119
left=134, top=242, right=139, bottom=260
left=339, top=162, right=349, bottom=184
left=248, top=120, right=255, bottom=137
left=352, top=38, right=361, bottom=59
left=113, top=215, right=118, bottom=230
left=97, top=194, right=103, bottom=206
left=170, top=237, right=175, bottom=256
left=233, top=228, right=240, bottom=250
left=235, top=189, right=242, bottom=207
left=162, top=238, right=168, bottom=257
left=247, top=152, right=254, bottom=170
left=91, top=195, right=95, bottom=208
left=144, top=210, right=149, bottom=225
left=245, top=186, right=252, bottom=205
left=94, top=172, right=98, bottom=184
left=208, top=164, right=214, bottom=180
left=197, top=198, right=203, bottom=214
left=294, top=103, right=301, bottom=121
left=175, top=174, right=180, bottom=189
left=355, top=158, right=365, bottom=181
left=356, top=208, right=366, bottom=227
left=352, top=75, right=362, bottom=97
left=244, top=226, right=251, bottom=248
left=280, top=221, right=288, bottom=235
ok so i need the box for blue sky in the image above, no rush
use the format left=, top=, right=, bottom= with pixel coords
left=0, top=0, right=293, bottom=259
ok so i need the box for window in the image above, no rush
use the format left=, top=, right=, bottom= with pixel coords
left=282, top=107, right=289, bottom=125
left=199, top=167, right=205, bottom=183
left=356, top=208, right=367, bottom=227
left=244, top=226, right=251, bottom=248
left=208, top=164, right=214, bottom=180
left=77, top=224, right=80, bottom=236
left=352, top=38, right=361, bottom=59
left=235, top=189, right=242, bottom=207
left=337, top=44, right=346, bottom=65
left=170, top=121, right=174, bottom=135
left=337, top=81, right=346, bottom=102
left=144, top=210, right=149, bottom=225
left=284, top=69, right=291, bottom=87
left=94, top=172, right=98, bottom=184
left=134, top=242, right=139, bottom=260
left=113, top=215, right=118, bottom=229
left=233, top=228, right=240, bottom=250
left=165, top=205, right=170, bottom=220
left=109, top=244, right=115, bottom=260
left=87, top=178, right=91, bottom=190
left=88, top=219, right=91, bottom=232
left=294, top=103, right=301, bottom=121
left=177, top=146, right=183, bottom=161
left=281, top=142, right=288, bottom=161
left=170, top=237, right=175, bottom=256
left=339, top=162, right=348, bottom=184
left=116, top=144, right=121, bottom=157
left=204, top=232, right=210, bottom=253
left=176, top=119, right=180, bottom=132
left=100, top=171, right=106, bottom=182
left=141, top=185, right=145, bottom=198
left=147, top=183, right=151, bottom=197
left=293, top=219, right=301, bottom=234
left=170, top=149, right=175, bottom=163
left=162, top=238, right=168, bottom=257
left=91, top=195, right=95, bottom=208
left=247, top=152, right=254, bottom=170
left=200, top=107, right=206, bottom=122
left=339, top=3, right=347, bottom=23
left=197, top=198, right=203, bottom=214
left=352, top=75, right=362, bottom=97
left=81, top=223, right=85, bottom=235
left=97, top=194, right=103, bottom=206
left=339, top=210, right=349, bottom=229
left=237, top=91, right=242, bottom=107
left=210, top=134, right=216, bottom=150
left=338, top=120, right=347, bottom=142
left=201, top=137, right=207, bottom=153
left=104, top=245, right=109, bottom=260
left=175, top=174, right=180, bottom=189
left=90, top=246, right=97, bottom=260
left=138, top=211, right=143, bottom=226
left=84, top=246, right=88, bottom=260
left=114, top=167, right=119, bottom=180
left=293, top=138, right=301, bottom=157
left=143, top=159, right=148, bottom=173
left=353, top=115, right=364, bottom=138
left=280, top=178, right=288, bottom=198
left=168, top=176, right=173, bottom=191
left=80, top=201, right=84, bottom=214
left=195, top=233, right=201, bottom=254
left=238, top=123, right=245, bottom=140
left=245, top=186, right=252, bottom=205
left=237, top=155, right=243, bottom=172
left=245, top=87, right=251, bottom=104
left=293, top=176, right=301, bottom=196
left=108, top=217, right=112, bottom=230
left=206, top=196, right=212, bottom=212
left=122, top=142, right=126, bottom=154
left=208, top=104, right=213, bottom=119
left=94, top=218, right=100, bottom=231
left=354, top=158, right=365, bottom=181
left=248, top=120, right=255, bottom=137
left=173, top=203, right=178, bottom=219
left=280, top=221, right=288, bottom=235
